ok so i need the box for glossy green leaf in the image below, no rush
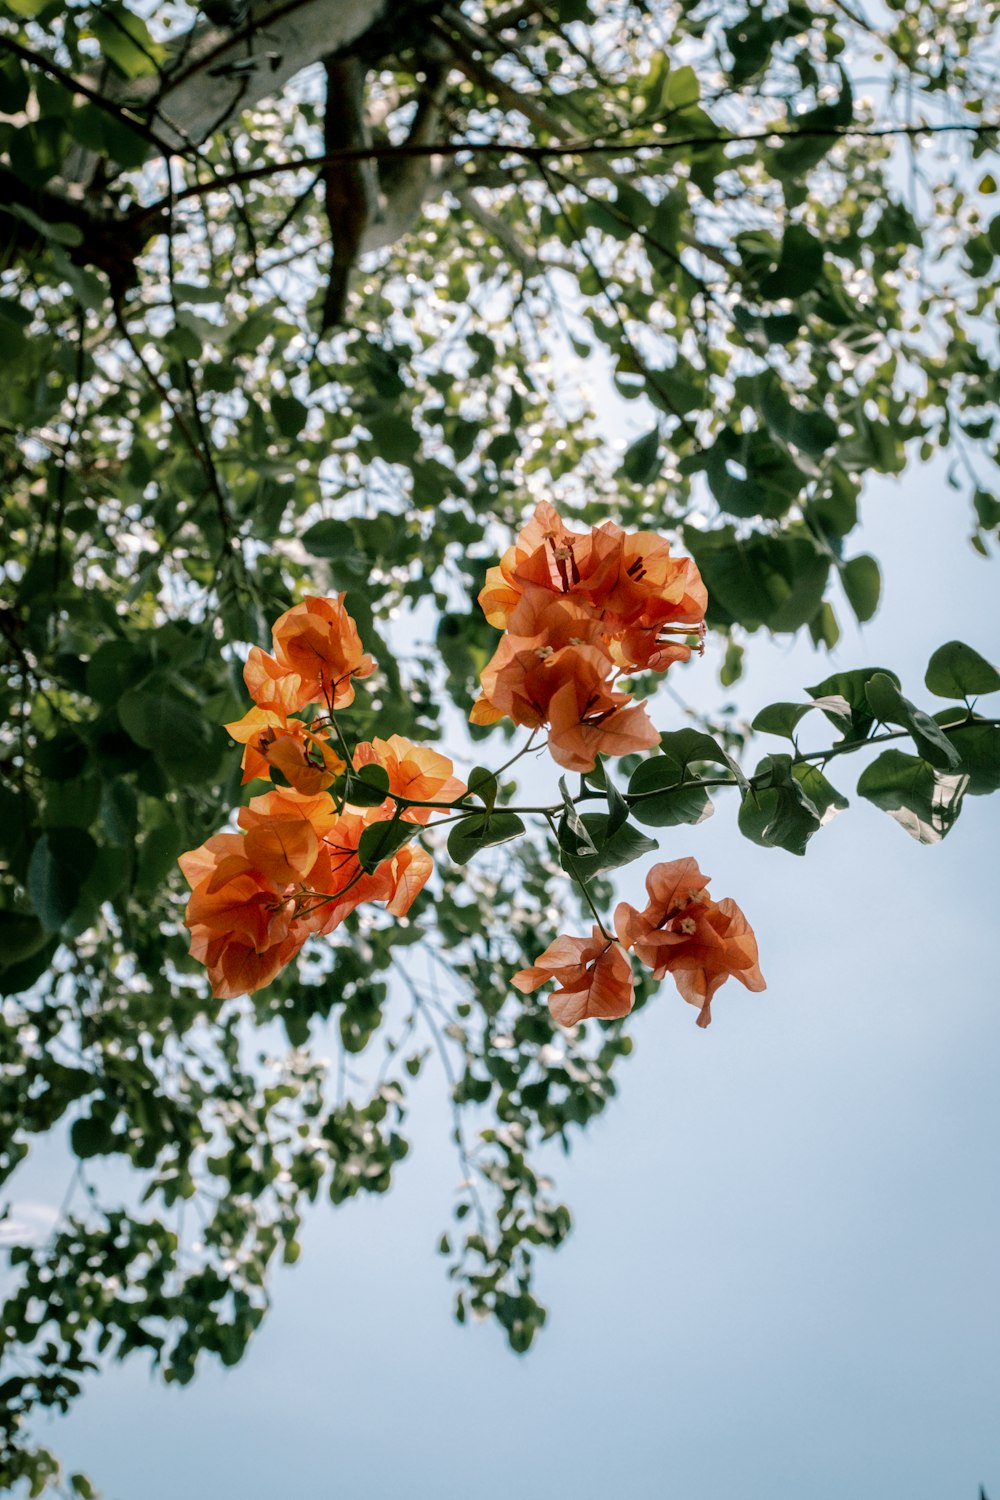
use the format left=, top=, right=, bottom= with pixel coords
left=925, top=640, right=1000, bottom=699
left=841, top=554, right=881, bottom=623
left=857, top=750, right=967, bottom=843
left=357, top=818, right=416, bottom=873
left=626, top=757, right=714, bottom=826
left=447, top=813, right=525, bottom=866
left=557, top=776, right=597, bottom=853
left=465, top=766, right=498, bottom=812
left=658, top=727, right=748, bottom=790
left=751, top=701, right=813, bottom=740
left=863, top=672, right=961, bottom=769
left=806, top=667, right=900, bottom=739
left=334, top=763, right=390, bottom=807
left=558, top=813, right=657, bottom=881
left=737, top=754, right=829, bottom=855
left=933, top=715, right=1000, bottom=795
left=603, top=770, right=630, bottom=834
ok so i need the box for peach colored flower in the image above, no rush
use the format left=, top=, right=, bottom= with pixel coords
left=243, top=646, right=309, bottom=717
left=179, top=833, right=312, bottom=999
left=545, top=655, right=660, bottom=771
left=512, top=925, right=635, bottom=1027
left=472, top=632, right=657, bottom=772
left=614, top=858, right=765, bottom=1027
left=307, top=807, right=432, bottom=934
left=245, top=595, right=375, bottom=715
left=478, top=503, right=604, bottom=627
left=225, top=707, right=345, bottom=794
left=271, top=594, right=375, bottom=710
left=477, top=506, right=706, bottom=679
left=353, top=735, right=466, bottom=824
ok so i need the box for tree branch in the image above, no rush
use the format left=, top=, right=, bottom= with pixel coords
left=134, top=117, right=999, bottom=223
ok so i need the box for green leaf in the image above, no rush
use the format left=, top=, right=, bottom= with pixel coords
left=758, top=224, right=825, bottom=299
left=465, top=765, right=498, bottom=812
left=89, top=6, right=164, bottom=77
left=0, top=911, right=48, bottom=969
left=684, top=525, right=830, bottom=633
left=8, top=203, right=83, bottom=248
left=733, top=306, right=801, bottom=348
left=857, top=750, right=967, bottom=843
left=271, top=393, right=308, bottom=438
left=357, top=818, right=415, bottom=873
left=933, top=715, right=1000, bottom=795
left=720, top=639, right=744, bottom=687
left=557, top=776, right=597, bottom=852
left=300, top=519, right=368, bottom=577
left=737, top=754, right=833, bottom=855
left=751, top=701, right=813, bottom=740
left=331, top=764, right=389, bottom=807
left=807, top=667, right=900, bottom=739
left=603, top=770, right=630, bottom=834
left=366, top=411, right=420, bottom=464
left=118, top=683, right=223, bottom=783
left=792, top=763, right=848, bottom=823
left=0, top=936, right=59, bottom=997
left=662, top=62, right=700, bottom=110
left=841, top=554, right=881, bottom=623
left=620, top=426, right=661, bottom=484
left=863, top=672, right=961, bottom=769
left=27, top=828, right=97, bottom=931
left=447, top=813, right=525, bottom=866
left=683, top=427, right=802, bottom=520
left=558, top=813, right=657, bottom=881
left=658, top=727, right=748, bottom=791
left=925, top=640, right=1000, bottom=699
left=100, top=779, right=139, bottom=846
left=760, top=382, right=838, bottom=457
left=70, top=1112, right=116, bottom=1159
left=627, top=757, right=714, bottom=826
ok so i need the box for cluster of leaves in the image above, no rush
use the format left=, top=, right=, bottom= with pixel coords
left=0, top=0, right=999, bottom=1489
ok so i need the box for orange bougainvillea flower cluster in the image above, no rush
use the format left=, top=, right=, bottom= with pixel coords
left=471, top=502, right=707, bottom=771
left=179, top=558, right=765, bottom=1036
left=245, top=595, right=376, bottom=716
left=180, top=596, right=466, bottom=998
left=511, top=925, right=636, bottom=1027
left=514, top=858, right=764, bottom=1031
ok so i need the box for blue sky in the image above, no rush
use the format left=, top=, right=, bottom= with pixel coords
left=18, top=460, right=998, bottom=1499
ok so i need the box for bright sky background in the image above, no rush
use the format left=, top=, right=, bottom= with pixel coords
left=14, top=454, right=998, bottom=1499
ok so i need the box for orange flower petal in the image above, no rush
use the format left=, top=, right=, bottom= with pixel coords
left=512, top=926, right=634, bottom=1028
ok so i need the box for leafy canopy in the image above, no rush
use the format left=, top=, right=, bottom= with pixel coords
left=1, top=0, right=998, bottom=1491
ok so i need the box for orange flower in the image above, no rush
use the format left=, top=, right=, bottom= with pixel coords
left=596, top=534, right=708, bottom=674
left=225, top=707, right=345, bottom=794
left=272, top=595, right=375, bottom=710
left=179, top=833, right=312, bottom=999
left=614, top=857, right=765, bottom=1027
left=473, top=637, right=657, bottom=772
left=244, top=595, right=375, bottom=715
left=478, top=505, right=707, bottom=679
left=307, top=807, right=433, bottom=934
left=478, top=503, right=603, bottom=627
left=545, top=652, right=660, bottom=771
left=353, top=735, right=466, bottom=824
left=236, top=786, right=338, bottom=882
left=511, top=925, right=635, bottom=1027
left=243, top=646, right=309, bottom=717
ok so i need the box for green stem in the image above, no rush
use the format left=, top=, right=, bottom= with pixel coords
left=545, top=812, right=611, bottom=942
